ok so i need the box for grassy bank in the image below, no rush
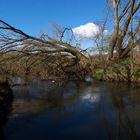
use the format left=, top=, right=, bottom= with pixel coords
left=92, top=53, right=140, bottom=83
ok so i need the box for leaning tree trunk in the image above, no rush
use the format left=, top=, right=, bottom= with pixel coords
left=0, top=19, right=90, bottom=80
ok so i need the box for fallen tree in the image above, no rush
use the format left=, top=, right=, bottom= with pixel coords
left=0, top=20, right=90, bottom=80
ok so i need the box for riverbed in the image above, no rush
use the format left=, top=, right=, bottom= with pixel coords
left=2, top=80, right=140, bottom=140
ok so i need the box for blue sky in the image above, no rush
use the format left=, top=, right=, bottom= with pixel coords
left=0, top=0, right=106, bottom=35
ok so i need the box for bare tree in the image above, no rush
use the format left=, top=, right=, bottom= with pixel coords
left=107, top=0, right=140, bottom=59
left=0, top=20, right=89, bottom=79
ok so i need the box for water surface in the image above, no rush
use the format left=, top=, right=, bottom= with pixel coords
left=2, top=80, right=140, bottom=140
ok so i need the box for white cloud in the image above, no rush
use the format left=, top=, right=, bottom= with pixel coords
left=72, top=23, right=101, bottom=40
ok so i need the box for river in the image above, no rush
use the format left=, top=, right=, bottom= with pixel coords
left=1, top=80, right=140, bottom=140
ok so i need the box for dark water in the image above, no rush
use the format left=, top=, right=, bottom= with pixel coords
left=1, top=80, right=140, bottom=140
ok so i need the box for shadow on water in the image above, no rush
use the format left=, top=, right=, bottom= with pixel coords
left=1, top=80, right=140, bottom=140
left=0, top=82, right=13, bottom=140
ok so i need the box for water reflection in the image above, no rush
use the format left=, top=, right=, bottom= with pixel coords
left=2, top=81, right=140, bottom=140
left=0, top=82, right=13, bottom=140
left=108, top=83, right=140, bottom=140
left=81, top=87, right=101, bottom=103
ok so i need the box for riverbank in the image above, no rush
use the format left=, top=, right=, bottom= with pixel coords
left=92, top=56, right=140, bottom=84
left=0, top=52, right=140, bottom=85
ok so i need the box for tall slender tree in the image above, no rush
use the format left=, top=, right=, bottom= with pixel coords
left=108, top=0, right=140, bottom=59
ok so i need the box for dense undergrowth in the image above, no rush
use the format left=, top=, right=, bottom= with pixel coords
left=93, top=53, right=140, bottom=83
left=0, top=51, right=140, bottom=84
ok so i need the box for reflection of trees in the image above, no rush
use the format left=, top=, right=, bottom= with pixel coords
left=12, top=81, right=104, bottom=114
left=108, top=83, right=140, bottom=140
left=0, top=82, right=13, bottom=140
left=3, top=81, right=140, bottom=140
left=12, top=81, right=82, bottom=114
left=0, top=128, right=4, bottom=140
